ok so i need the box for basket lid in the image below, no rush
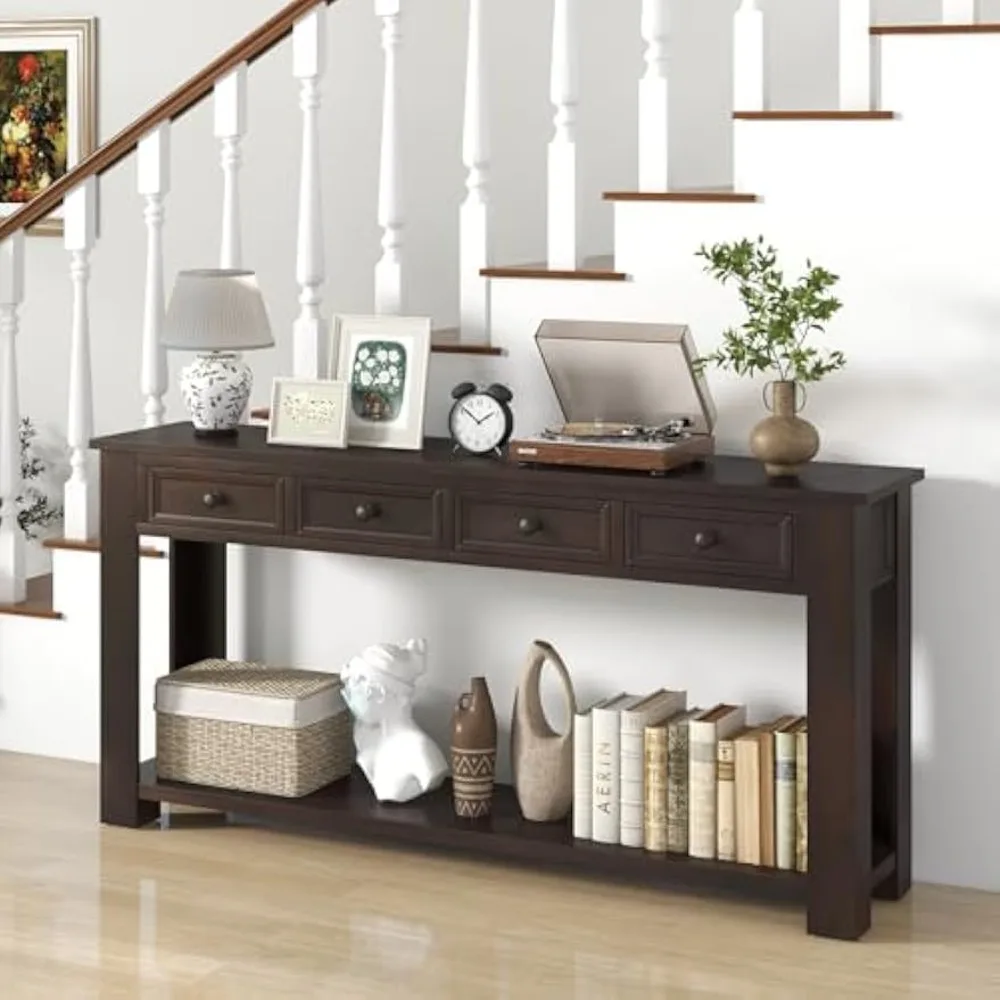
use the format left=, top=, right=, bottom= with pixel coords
left=534, top=320, right=717, bottom=435
left=155, top=660, right=346, bottom=730
left=159, top=659, right=342, bottom=699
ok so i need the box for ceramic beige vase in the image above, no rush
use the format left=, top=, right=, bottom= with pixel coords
left=451, top=676, right=498, bottom=819
left=750, top=380, right=820, bottom=477
left=511, top=640, right=578, bottom=823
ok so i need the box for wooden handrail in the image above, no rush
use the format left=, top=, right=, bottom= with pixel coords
left=0, top=0, right=339, bottom=242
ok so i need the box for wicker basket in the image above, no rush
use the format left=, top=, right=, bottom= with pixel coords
left=156, top=660, right=354, bottom=798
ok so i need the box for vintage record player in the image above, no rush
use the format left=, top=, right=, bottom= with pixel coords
left=508, top=320, right=717, bottom=474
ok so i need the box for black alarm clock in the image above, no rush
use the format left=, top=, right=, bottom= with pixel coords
left=448, top=382, right=515, bottom=456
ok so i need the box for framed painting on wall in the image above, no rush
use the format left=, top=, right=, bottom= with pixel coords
left=0, top=18, right=97, bottom=236
left=331, top=314, right=433, bottom=451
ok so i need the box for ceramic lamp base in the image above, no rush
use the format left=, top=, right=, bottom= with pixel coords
left=180, top=352, right=253, bottom=435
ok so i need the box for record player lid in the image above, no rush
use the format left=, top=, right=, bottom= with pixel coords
left=534, top=320, right=717, bottom=435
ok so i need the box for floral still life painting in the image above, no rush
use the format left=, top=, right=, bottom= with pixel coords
left=351, top=341, right=408, bottom=423
left=0, top=19, right=96, bottom=235
left=0, top=51, right=69, bottom=204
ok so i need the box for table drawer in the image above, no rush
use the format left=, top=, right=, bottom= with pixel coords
left=147, top=468, right=283, bottom=533
left=626, top=503, right=793, bottom=580
left=296, top=480, right=445, bottom=549
left=456, top=492, right=613, bottom=565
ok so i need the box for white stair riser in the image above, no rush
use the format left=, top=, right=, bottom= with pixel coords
left=0, top=550, right=170, bottom=764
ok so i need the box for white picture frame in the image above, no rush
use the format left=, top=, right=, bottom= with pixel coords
left=267, top=377, right=349, bottom=449
left=331, top=314, right=433, bottom=451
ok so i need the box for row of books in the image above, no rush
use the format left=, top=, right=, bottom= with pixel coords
left=573, top=690, right=808, bottom=872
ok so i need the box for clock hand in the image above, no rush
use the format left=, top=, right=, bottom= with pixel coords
left=461, top=406, right=478, bottom=423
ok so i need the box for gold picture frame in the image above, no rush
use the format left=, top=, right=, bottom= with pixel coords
left=0, top=18, right=97, bottom=237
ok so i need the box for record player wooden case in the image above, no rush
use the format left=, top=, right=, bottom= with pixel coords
left=508, top=320, right=717, bottom=474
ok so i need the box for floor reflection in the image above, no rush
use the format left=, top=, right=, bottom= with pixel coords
left=0, top=755, right=996, bottom=999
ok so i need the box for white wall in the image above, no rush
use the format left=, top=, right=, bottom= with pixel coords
left=6, top=0, right=999, bottom=895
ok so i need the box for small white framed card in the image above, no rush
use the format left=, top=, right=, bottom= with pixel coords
left=267, top=378, right=348, bottom=449
left=331, top=314, right=432, bottom=451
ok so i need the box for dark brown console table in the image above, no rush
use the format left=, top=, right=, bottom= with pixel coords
left=93, top=423, right=923, bottom=941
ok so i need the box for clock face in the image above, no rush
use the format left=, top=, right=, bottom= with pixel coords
left=450, top=392, right=508, bottom=455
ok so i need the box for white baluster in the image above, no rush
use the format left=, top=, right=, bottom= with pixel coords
left=942, top=1, right=979, bottom=22
left=138, top=124, right=170, bottom=428
left=0, top=233, right=25, bottom=604
left=548, top=0, right=579, bottom=270
left=375, top=0, right=403, bottom=315
left=839, top=0, right=873, bottom=112
left=64, top=178, right=98, bottom=542
left=734, top=0, right=766, bottom=112
left=639, top=0, right=669, bottom=191
left=215, top=65, right=248, bottom=269
left=460, top=0, right=490, bottom=344
left=216, top=67, right=250, bottom=663
left=293, top=5, right=328, bottom=378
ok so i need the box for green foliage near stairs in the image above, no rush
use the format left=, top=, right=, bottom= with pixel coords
left=0, top=418, right=63, bottom=539
left=694, top=236, right=846, bottom=385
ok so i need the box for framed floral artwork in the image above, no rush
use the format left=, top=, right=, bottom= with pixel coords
left=331, top=314, right=432, bottom=451
left=267, top=378, right=349, bottom=449
left=0, top=18, right=97, bottom=236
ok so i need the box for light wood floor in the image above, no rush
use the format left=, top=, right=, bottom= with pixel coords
left=0, top=754, right=997, bottom=998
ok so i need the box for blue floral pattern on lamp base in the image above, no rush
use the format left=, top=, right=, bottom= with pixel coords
left=180, top=352, right=253, bottom=435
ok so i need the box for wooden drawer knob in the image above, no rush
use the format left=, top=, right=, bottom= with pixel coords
left=694, top=529, right=718, bottom=550
left=518, top=516, right=542, bottom=537
left=202, top=491, right=225, bottom=510
left=355, top=502, right=380, bottom=523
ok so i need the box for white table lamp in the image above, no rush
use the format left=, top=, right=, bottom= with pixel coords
left=162, top=269, right=275, bottom=437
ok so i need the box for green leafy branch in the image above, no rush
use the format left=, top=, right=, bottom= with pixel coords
left=0, top=418, right=63, bottom=539
left=693, top=237, right=846, bottom=385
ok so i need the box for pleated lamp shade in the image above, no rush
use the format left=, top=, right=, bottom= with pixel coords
left=162, top=269, right=275, bottom=352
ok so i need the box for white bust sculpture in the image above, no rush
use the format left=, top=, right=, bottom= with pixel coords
left=341, top=638, right=448, bottom=803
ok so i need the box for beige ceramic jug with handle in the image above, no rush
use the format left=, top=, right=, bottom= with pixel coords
left=511, top=640, right=578, bottom=822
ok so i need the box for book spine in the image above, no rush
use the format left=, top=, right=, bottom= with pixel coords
left=572, top=711, right=593, bottom=840
left=716, top=738, right=736, bottom=862
left=735, top=738, right=761, bottom=866
left=620, top=715, right=647, bottom=848
left=666, top=717, right=691, bottom=854
left=592, top=708, right=622, bottom=844
left=644, top=727, right=668, bottom=853
left=759, top=734, right=777, bottom=868
left=795, top=728, right=808, bottom=873
left=774, top=730, right=797, bottom=870
left=688, top=721, right=717, bottom=859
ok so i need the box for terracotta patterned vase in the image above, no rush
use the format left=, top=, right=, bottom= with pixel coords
left=451, top=676, right=497, bottom=819
left=750, top=380, right=820, bottom=477
left=511, top=640, right=578, bottom=823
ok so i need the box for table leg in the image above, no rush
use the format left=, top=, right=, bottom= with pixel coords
left=100, top=452, right=158, bottom=828
left=872, top=491, right=912, bottom=900
left=170, top=540, right=227, bottom=672
left=803, top=505, right=873, bottom=940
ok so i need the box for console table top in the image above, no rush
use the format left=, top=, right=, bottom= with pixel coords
left=93, top=424, right=924, bottom=506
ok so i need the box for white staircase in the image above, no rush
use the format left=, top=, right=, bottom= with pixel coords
left=0, top=1, right=998, bottom=890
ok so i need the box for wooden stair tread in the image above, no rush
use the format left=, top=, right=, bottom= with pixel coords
left=431, top=328, right=504, bottom=356
left=0, top=574, right=63, bottom=621
left=871, top=23, right=1000, bottom=35
left=482, top=255, right=627, bottom=282
left=43, top=537, right=167, bottom=559
left=604, top=189, right=760, bottom=204
left=734, top=110, right=897, bottom=121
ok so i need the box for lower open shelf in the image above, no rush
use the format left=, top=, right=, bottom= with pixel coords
left=139, top=761, right=894, bottom=904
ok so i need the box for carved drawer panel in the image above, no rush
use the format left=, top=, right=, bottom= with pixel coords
left=626, top=503, right=793, bottom=580
left=456, top=492, right=614, bottom=565
left=295, top=479, right=446, bottom=549
left=146, top=467, right=284, bottom=533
